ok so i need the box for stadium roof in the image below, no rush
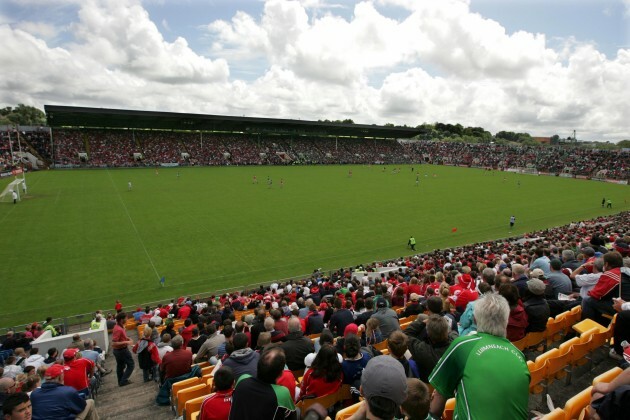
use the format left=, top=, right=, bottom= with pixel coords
left=44, top=105, right=420, bottom=139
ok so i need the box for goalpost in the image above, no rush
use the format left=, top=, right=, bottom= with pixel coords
left=0, top=178, right=24, bottom=203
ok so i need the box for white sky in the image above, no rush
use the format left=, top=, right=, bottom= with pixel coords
left=1, top=0, right=629, bottom=141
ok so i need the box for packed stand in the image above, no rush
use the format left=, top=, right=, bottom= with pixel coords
left=2, top=210, right=629, bottom=419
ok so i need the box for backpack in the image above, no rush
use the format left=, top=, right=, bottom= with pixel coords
left=137, top=343, right=155, bottom=370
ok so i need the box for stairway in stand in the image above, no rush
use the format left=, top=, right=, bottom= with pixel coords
left=94, top=331, right=173, bottom=419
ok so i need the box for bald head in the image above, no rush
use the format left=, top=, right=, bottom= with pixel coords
left=0, top=377, right=15, bottom=393
left=288, top=316, right=301, bottom=333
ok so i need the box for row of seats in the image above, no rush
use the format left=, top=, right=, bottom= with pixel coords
left=514, top=306, right=584, bottom=353
left=529, top=314, right=616, bottom=399
left=540, top=367, right=624, bottom=420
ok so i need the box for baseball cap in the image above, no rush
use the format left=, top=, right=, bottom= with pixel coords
left=63, top=348, right=79, bottom=360
left=527, top=279, right=546, bottom=296
left=375, top=298, right=387, bottom=308
left=530, top=268, right=545, bottom=279
left=361, top=356, right=408, bottom=405
left=410, top=293, right=420, bottom=301
left=344, top=323, right=359, bottom=337
left=45, top=364, right=70, bottom=379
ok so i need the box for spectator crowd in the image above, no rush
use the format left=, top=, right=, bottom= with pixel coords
left=4, top=128, right=624, bottom=180
left=2, top=209, right=629, bottom=419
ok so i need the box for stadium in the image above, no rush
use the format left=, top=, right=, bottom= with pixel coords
left=2, top=0, right=630, bottom=418
left=1, top=104, right=629, bottom=419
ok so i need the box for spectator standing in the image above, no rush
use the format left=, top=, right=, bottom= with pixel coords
left=111, top=313, right=134, bottom=387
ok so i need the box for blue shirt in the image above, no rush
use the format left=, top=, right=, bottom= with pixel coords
left=530, top=256, right=551, bottom=277
left=31, top=381, right=86, bottom=420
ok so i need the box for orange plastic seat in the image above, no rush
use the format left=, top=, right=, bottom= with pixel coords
left=563, top=386, right=592, bottom=420
left=201, top=365, right=214, bottom=376
left=572, top=318, right=607, bottom=335
left=513, top=335, right=529, bottom=351
left=335, top=401, right=362, bottom=420
left=171, top=377, right=202, bottom=406
left=546, top=314, right=568, bottom=345
left=184, top=394, right=208, bottom=420
left=526, top=331, right=547, bottom=351
left=563, top=307, right=582, bottom=331
left=373, top=339, right=388, bottom=351
left=193, top=361, right=210, bottom=369
left=592, top=367, right=624, bottom=385
left=442, top=398, right=456, bottom=420
left=569, top=336, right=593, bottom=370
left=175, top=384, right=209, bottom=417
left=296, top=388, right=342, bottom=414
left=528, top=360, right=547, bottom=395
left=545, top=346, right=573, bottom=385
left=540, top=407, right=565, bottom=420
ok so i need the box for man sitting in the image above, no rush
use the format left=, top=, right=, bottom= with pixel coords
left=429, top=294, right=530, bottom=419
left=228, top=347, right=296, bottom=420
left=160, top=335, right=192, bottom=382
left=2, top=392, right=31, bottom=420
left=222, top=333, right=259, bottom=381
left=349, top=355, right=409, bottom=420
left=405, top=315, right=456, bottom=383
left=582, top=251, right=630, bottom=324
left=30, top=364, right=98, bottom=420
left=61, top=349, right=95, bottom=397
left=199, top=366, right=234, bottom=420
left=281, top=317, right=314, bottom=372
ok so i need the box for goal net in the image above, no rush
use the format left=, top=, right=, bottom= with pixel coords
left=0, top=179, right=24, bottom=203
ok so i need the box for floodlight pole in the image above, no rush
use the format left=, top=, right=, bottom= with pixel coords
left=15, top=125, right=27, bottom=186
left=49, top=127, right=54, bottom=168
left=8, top=127, right=15, bottom=164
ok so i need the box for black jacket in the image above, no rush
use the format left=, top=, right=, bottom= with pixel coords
left=280, top=332, right=315, bottom=371
left=523, top=296, right=551, bottom=332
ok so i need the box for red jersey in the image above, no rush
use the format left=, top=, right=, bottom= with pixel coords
left=180, top=325, right=194, bottom=348
left=112, top=324, right=130, bottom=349
left=115, top=302, right=122, bottom=312
left=276, top=369, right=297, bottom=401
left=301, top=369, right=342, bottom=398
left=199, top=389, right=233, bottom=420
left=64, top=358, right=94, bottom=392
left=177, top=305, right=192, bottom=320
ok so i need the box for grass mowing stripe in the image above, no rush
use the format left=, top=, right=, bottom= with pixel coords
left=0, top=165, right=628, bottom=328
left=106, top=169, right=161, bottom=281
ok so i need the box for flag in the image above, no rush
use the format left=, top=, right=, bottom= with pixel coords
left=451, top=227, right=458, bottom=233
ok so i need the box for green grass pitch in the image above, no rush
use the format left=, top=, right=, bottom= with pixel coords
left=1, top=164, right=628, bottom=328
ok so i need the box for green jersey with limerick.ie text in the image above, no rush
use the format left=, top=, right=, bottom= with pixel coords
left=429, top=332, right=530, bottom=420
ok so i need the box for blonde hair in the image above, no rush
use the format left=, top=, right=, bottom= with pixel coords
left=143, top=326, right=153, bottom=339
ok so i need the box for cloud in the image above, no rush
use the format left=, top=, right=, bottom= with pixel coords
left=70, top=0, right=228, bottom=83
left=0, top=0, right=628, bottom=142
left=14, top=21, right=61, bottom=39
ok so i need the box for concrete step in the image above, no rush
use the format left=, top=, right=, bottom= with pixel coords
left=94, top=352, right=172, bottom=420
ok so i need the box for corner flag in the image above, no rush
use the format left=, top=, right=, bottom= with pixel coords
left=451, top=227, right=458, bottom=233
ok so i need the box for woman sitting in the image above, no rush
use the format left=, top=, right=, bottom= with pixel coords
left=300, top=344, right=343, bottom=399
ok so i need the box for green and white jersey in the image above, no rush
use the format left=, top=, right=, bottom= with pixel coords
left=429, top=332, right=530, bottom=420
